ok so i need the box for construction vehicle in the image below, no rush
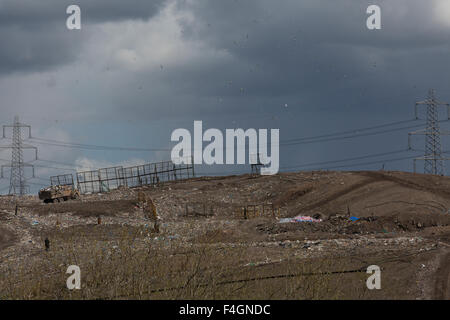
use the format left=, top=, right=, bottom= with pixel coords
left=39, top=185, right=80, bottom=203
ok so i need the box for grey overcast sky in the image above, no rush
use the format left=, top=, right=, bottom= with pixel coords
left=1, top=0, right=450, bottom=193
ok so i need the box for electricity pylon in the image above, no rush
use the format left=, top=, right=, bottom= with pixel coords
left=0, top=116, right=37, bottom=195
left=408, top=89, right=450, bottom=175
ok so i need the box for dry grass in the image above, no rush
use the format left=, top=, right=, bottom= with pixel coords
left=0, top=224, right=369, bottom=300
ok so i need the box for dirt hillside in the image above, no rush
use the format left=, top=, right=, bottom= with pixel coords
left=1, top=170, right=449, bottom=299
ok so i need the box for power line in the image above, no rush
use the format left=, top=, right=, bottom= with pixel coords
left=1, top=114, right=441, bottom=182
left=32, top=163, right=77, bottom=172
left=21, top=118, right=429, bottom=152
left=279, top=122, right=447, bottom=146
left=281, top=119, right=418, bottom=143
left=28, top=137, right=171, bottom=152
left=287, top=154, right=419, bottom=171
left=36, top=158, right=79, bottom=168
left=33, top=176, right=52, bottom=182
left=280, top=149, right=408, bottom=170
left=197, top=152, right=421, bottom=176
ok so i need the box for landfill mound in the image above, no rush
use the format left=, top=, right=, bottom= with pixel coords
left=0, top=170, right=450, bottom=299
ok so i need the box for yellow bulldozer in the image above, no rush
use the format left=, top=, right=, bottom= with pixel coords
left=39, top=185, right=80, bottom=203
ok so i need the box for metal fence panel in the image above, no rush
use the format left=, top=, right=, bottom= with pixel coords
left=75, top=157, right=193, bottom=194
left=50, top=174, right=74, bottom=188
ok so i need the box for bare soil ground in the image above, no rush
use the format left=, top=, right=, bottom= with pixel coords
left=1, top=170, right=449, bottom=299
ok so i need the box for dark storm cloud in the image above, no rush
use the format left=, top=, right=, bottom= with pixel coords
left=1, top=0, right=450, bottom=184
left=0, top=0, right=167, bottom=25
left=0, top=24, right=82, bottom=74
left=103, top=0, right=450, bottom=122
left=174, top=0, right=450, bottom=98
left=0, top=0, right=166, bottom=74
left=179, top=0, right=450, bottom=50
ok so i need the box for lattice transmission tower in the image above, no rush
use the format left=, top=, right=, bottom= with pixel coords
left=408, top=89, right=450, bottom=175
left=0, top=116, right=37, bottom=195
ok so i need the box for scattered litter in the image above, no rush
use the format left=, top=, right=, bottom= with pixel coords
left=279, top=216, right=322, bottom=223
left=349, top=216, right=360, bottom=222
left=31, top=221, right=39, bottom=226
left=293, top=215, right=322, bottom=222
